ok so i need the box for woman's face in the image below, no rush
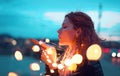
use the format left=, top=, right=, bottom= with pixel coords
left=58, top=17, right=77, bottom=46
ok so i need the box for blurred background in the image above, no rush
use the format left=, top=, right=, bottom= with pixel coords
left=0, top=0, right=120, bottom=76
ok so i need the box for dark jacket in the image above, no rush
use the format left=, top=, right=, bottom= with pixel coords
left=45, top=60, right=104, bottom=76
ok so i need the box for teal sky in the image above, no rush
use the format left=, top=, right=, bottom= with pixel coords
left=0, top=0, right=120, bottom=40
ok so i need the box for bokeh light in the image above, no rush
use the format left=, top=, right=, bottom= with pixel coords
left=86, top=44, right=102, bottom=60
left=112, top=52, right=116, bottom=57
left=14, top=50, right=23, bottom=61
left=117, top=52, right=120, bottom=57
left=45, top=38, right=50, bottom=43
left=11, top=39, right=17, bottom=46
left=58, top=64, right=64, bottom=70
left=68, top=64, right=77, bottom=71
left=32, top=45, right=40, bottom=52
left=8, top=72, right=18, bottom=76
left=50, top=69, right=55, bottom=73
left=71, top=54, right=83, bottom=64
left=30, top=63, right=40, bottom=71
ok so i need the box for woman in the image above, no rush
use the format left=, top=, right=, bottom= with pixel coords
left=40, top=11, right=104, bottom=76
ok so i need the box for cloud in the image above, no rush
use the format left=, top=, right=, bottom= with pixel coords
left=44, top=12, right=66, bottom=24
left=44, top=11, right=120, bottom=28
left=86, top=11, right=120, bottom=28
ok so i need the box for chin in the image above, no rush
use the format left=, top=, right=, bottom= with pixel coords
left=58, top=41, right=64, bottom=45
left=59, top=41, right=67, bottom=46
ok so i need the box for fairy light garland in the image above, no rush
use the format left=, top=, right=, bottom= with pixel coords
left=30, top=39, right=102, bottom=74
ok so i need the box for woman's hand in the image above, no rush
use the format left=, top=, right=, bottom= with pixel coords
left=29, top=38, right=57, bottom=69
left=41, top=45, right=57, bottom=69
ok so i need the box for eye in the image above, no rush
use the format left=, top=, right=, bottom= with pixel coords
left=63, top=26, right=67, bottom=29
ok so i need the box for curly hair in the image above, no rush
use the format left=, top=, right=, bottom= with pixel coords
left=65, top=11, right=102, bottom=59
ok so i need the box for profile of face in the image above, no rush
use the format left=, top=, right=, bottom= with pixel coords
left=57, top=17, right=80, bottom=47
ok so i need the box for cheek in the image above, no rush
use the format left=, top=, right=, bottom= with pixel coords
left=59, top=30, right=76, bottom=45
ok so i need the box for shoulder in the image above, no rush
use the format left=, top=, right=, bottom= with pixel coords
left=74, top=61, right=104, bottom=76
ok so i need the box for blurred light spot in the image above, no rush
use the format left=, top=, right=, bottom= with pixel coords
left=14, top=51, right=23, bottom=61
left=39, top=41, right=43, bottom=45
left=32, top=45, right=40, bottom=52
left=11, top=39, right=17, bottom=46
left=50, top=69, right=55, bottom=73
left=112, top=52, right=116, bottom=57
left=71, top=54, right=83, bottom=64
left=68, top=64, right=77, bottom=71
left=111, top=57, right=116, bottom=63
left=102, top=48, right=110, bottom=53
left=58, top=64, right=64, bottom=70
left=40, top=73, right=43, bottom=76
left=8, top=72, right=18, bottom=76
left=47, top=59, right=52, bottom=63
left=86, top=44, right=102, bottom=60
left=52, top=63, right=57, bottom=67
left=64, top=59, right=72, bottom=66
left=46, top=48, right=53, bottom=55
left=30, top=63, right=40, bottom=71
left=45, top=38, right=50, bottom=43
left=117, top=53, right=120, bottom=57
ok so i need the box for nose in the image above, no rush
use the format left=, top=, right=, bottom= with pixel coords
left=57, top=28, right=61, bottom=34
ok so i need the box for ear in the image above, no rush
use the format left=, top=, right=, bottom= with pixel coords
left=76, top=28, right=81, bottom=37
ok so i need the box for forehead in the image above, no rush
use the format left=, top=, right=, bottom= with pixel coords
left=62, top=17, right=73, bottom=26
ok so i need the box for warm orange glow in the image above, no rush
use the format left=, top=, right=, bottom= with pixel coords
left=58, top=64, right=64, bottom=70
left=71, top=54, right=83, bottom=64
left=8, top=72, right=18, bottom=76
left=32, top=45, right=40, bottom=52
left=14, top=51, right=23, bottom=61
left=68, top=64, right=77, bottom=71
left=50, top=69, right=55, bottom=73
left=47, top=59, right=52, bottom=63
left=86, top=44, right=102, bottom=60
left=64, top=59, right=72, bottom=66
left=39, top=41, right=44, bottom=45
left=30, top=63, right=40, bottom=71
left=46, top=48, right=54, bottom=54
left=52, top=63, right=58, bottom=67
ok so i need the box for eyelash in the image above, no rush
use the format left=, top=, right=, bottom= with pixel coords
left=63, top=26, right=67, bottom=28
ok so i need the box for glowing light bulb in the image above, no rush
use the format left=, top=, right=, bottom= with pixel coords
left=68, top=64, right=77, bottom=71
left=64, top=59, right=72, bottom=66
left=45, top=38, right=50, bottom=43
left=11, top=39, right=17, bottom=45
left=14, top=51, right=23, bottom=61
left=86, top=44, right=102, bottom=60
left=58, top=64, right=64, bottom=70
left=8, top=72, right=18, bottom=76
left=30, top=63, right=40, bottom=71
left=50, top=69, right=55, bottom=73
left=117, top=53, right=120, bottom=57
left=39, top=41, right=43, bottom=45
left=71, top=54, right=83, bottom=64
left=112, top=52, right=116, bottom=57
left=47, top=59, right=52, bottom=63
left=46, top=48, right=53, bottom=54
left=32, top=45, right=40, bottom=52
left=52, top=63, right=58, bottom=67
